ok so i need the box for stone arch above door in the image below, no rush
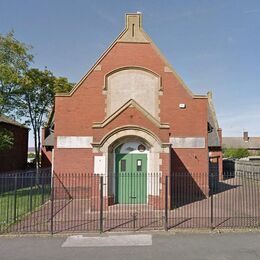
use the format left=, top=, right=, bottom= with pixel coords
left=104, top=67, right=162, bottom=120
left=93, top=127, right=168, bottom=153
left=93, top=127, right=169, bottom=176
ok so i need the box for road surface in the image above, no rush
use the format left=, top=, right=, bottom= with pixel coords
left=0, top=231, right=259, bottom=260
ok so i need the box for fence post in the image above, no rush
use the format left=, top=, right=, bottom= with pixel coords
left=13, top=174, right=17, bottom=222
left=50, top=173, right=54, bottom=235
left=100, top=176, right=104, bottom=233
left=41, top=176, right=45, bottom=204
left=210, top=173, right=214, bottom=230
left=29, top=174, right=33, bottom=212
left=164, top=175, right=168, bottom=231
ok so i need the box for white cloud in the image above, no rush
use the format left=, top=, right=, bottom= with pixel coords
left=244, top=9, right=260, bottom=14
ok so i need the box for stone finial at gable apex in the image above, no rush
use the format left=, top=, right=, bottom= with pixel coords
left=125, top=13, right=142, bottom=29
left=117, top=13, right=149, bottom=43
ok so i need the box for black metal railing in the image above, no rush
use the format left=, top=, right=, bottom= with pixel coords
left=0, top=168, right=51, bottom=233
left=0, top=171, right=259, bottom=234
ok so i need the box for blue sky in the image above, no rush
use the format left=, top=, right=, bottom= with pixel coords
left=0, top=0, right=259, bottom=146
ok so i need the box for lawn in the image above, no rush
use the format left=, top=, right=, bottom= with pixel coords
left=0, top=184, right=51, bottom=231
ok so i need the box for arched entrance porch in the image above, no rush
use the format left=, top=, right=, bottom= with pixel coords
left=92, top=127, right=170, bottom=206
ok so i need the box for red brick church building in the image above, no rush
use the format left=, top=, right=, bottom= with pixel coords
left=42, top=13, right=222, bottom=207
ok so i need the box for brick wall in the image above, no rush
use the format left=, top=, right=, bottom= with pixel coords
left=0, top=123, right=28, bottom=173
left=54, top=41, right=209, bottom=174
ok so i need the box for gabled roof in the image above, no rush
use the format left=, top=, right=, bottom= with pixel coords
left=92, top=99, right=170, bottom=129
left=207, top=92, right=220, bottom=147
left=0, top=114, right=29, bottom=129
left=56, top=13, right=207, bottom=99
left=43, top=132, right=54, bottom=146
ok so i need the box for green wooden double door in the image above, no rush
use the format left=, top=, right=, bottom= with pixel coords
left=116, top=153, right=147, bottom=204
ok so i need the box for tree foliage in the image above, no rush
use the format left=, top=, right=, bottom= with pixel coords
left=17, top=68, right=73, bottom=168
left=0, top=31, right=73, bottom=160
left=223, top=148, right=250, bottom=159
left=0, top=127, right=14, bottom=152
left=0, top=31, right=33, bottom=115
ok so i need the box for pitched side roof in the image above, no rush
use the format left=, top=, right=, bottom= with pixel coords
left=43, top=132, right=54, bottom=146
left=56, top=13, right=207, bottom=100
left=222, top=137, right=260, bottom=149
left=0, top=115, right=29, bottom=129
left=207, top=92, right=220, bottom=147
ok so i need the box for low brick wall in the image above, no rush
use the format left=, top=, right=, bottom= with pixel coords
left=223, top=159, right=260, bottom=180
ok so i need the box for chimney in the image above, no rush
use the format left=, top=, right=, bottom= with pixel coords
left=243, top=131, right=249, bottom=142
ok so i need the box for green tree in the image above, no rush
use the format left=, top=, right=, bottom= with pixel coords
left=0, top=31, right=33, bottom=115
left=0, top=32, right=73, bottom=161
left=0, top=31, right=32, bottom=151
left=0, top=127, right=14, bottom=152
left=223, top=148, right=250, bottom=159
left=17, top=68, right=73, bottom=169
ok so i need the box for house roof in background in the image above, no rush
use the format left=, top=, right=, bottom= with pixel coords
left=0, top=115, right=29, bottom=129
left=222, top=137, right=260, bottom=149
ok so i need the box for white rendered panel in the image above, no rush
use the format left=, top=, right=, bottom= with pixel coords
left=107, top=69, right=159, bottom=118
left=170, top=137, right=205, bottom=148
left=57, top=136, right=93, bottom=148
left=94, top=156, right=106, bottom=175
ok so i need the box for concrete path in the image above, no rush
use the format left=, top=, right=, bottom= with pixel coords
left=62, top=234, right=152, bottom=247
left=0, top=232, right=259, bottom=260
